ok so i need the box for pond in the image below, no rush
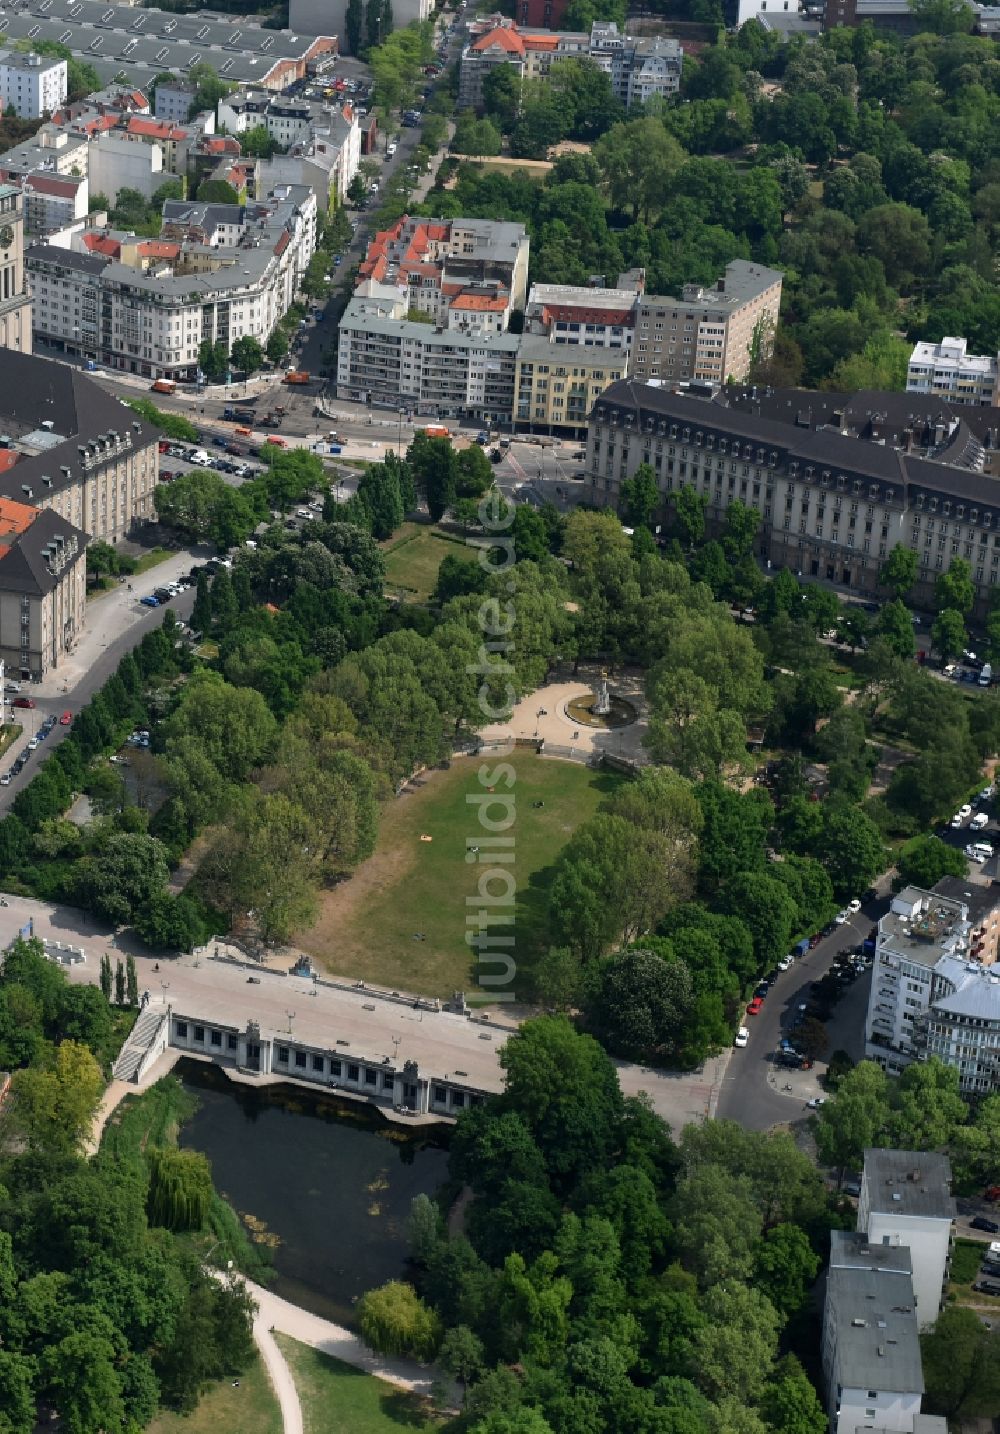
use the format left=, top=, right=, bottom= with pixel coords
left=176, top=1060, right=450, bottom=1327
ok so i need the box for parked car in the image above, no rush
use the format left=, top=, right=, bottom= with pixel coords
left=972, top=1280, right=1000, bottom=1296
left=59, top=710, right=72, bottom=725
left=140, top=595, right=159, bottom=607
left=734, top=1026, right=749, bottom=1048
left=746, top=997, right=763, bottom=1016
left=11, top=697, right=34, bottom=708
left=806, top=1097, right=827, bottom=1109
left=971, top=1216, right=1000, bottom=1234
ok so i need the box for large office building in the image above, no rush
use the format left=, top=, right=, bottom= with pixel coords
left=0, top=185, right=32, bottom=357
left=27, top=185, right=317, bottom=380
left=585, top=378, right=1000, bottom=620
left=629, top=260, right=783, bottom=388
left=907, top=336, right=999, bottom=409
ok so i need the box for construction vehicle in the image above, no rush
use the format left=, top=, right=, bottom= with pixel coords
left=283, top=370, right=311, bottom=385
left=223, top=406, right=257, bottom=423
left=151, top=379, right=176, bottom=394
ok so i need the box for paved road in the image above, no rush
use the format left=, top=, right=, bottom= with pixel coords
left=717, top=899, right=885, bottom=1131
left=0, top=551, right=200, bottom=815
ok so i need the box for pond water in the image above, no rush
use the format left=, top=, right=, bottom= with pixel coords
left=176, top=1060, right=450, bottom=1327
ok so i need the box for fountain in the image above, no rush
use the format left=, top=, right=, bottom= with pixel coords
left=565, top=677, right=636, bottom=730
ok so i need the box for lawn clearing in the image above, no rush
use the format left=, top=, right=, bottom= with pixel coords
left=131, top=545, right=175, bottom=576
left=299, top=753, right=619, bottom=998
left=275, top=1335, right=440, bottom=1434
left=382, top=522, right=479, bottom=603
left=146, top=1354, right=281, bottom=1434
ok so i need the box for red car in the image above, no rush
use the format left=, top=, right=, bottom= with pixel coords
left=746, top=997, right=764, bottom=1016
left=12, top=696, right=35, bottom=709
left=985, top=1185, right=1000, bottom=1202
left=59, top=710, right=72, bottom=725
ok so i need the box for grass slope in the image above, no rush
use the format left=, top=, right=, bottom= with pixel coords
left=275, top=1335, right=439, bottom=1433
left=145, top=1353, right=282, bottom=1434
left=300, top=753, right=619, bottom=998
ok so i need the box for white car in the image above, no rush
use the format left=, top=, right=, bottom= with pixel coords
left=387, top=141, right=397, bottom=156
left=835, top=909, right=850, bottom=924
left=27, top=738, right=38, bottom=751
left=0, top=773, right=11, bottom=785
left=959, top=804, right=973, bottom=820
left=806, top=1097, right=827, bottom=1109
left=846, top=898, right=862, bottom=915
left=951, top=812, right=966, bottom=828
left=979, top=787, right=994, bottom=803
left=777, top=956, right=793, bottom=971
left=734, top=1026, right=750, bottom=1048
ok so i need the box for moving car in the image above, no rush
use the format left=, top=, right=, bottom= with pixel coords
left=59, top=710, right=72, bottom=725
left=734, top=1026, right=749, bottom=1048
left=11, top=697, right=34, bottom=709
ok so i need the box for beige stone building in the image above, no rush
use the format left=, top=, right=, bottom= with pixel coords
left=0, top=496, right=87, bottom=680
left=630, top=260, right=782, bottom=388
left=0, top=184, right=33, bottom=357
left=514, top=333, right=629, bottom=431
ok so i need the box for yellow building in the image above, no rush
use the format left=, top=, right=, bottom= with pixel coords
left=514, top=334, right=629, bottom=433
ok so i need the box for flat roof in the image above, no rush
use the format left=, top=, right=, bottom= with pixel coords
left=863, top=1149, right=955, bottom=1221
left=829, top=1230, right=913, bottom=1276
left=879, top=888, right=970, bottom=969
left=826, top=1265, right=922, bottom=1394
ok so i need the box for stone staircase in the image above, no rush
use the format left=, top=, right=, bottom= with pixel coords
left=113, top=1007, right=166, bottom=1083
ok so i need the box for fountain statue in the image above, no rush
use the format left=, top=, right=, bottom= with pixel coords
left=593, top=677, right=611, bottom=717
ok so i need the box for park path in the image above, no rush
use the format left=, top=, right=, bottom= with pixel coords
left=242, top=1277, right=437, bottom=1399
left=253, top=1304, right=304, bottom=1434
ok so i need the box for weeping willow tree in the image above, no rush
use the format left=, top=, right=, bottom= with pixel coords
left=147, top=1147, right=213, bottom=1232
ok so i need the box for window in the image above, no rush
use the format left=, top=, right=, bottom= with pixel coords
left=176, top=1021, right=188, bottom=1038
left=227, top=1034, right=237, bottom=1051
left=210, top=1029, right=221, bottom=1047
left=312, top=1054, right=324, bottom=1072
left=330, top=1059, right=342, bottom=1077
left=277, top=1045, right=289, bottom=1063
left=193, top=1025, right=204, bottom=1043
left=347, top=1063, right=359, bottom=1081
left=294, top=1051, right=306, bottom=1068
left=364, top=1067, right=378, bottom=1086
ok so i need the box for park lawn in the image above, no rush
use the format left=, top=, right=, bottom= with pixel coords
left=145, top=1354, right=282, bottom=1434
left=275, top=1335, right=440, bottom=1434
left=382, top=523, right=479, bottom=603
left=131, top=546, right=176, bottom=576
left=300, top=753, right=619, bottom=998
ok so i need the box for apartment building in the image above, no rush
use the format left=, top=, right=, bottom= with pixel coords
left=585, top=379, right=1000, bottom=620
left=822, top=1229, right=947, bottom=1434
left=0, top=497, right=86, bottom=680
left=524, top=277, right=642, bottom=351
left=152, top=80, right=196, bottom=125
left=514, top=334, right=628, bottom=431
left=336, top=291, right=519, bottom=419
left=457, top=16, right=680, bottom=111
left=0, top=51, right=66, bottom=119
left=27, top=185, right=316, bottom=379
left=21, top=172, right=89, bottom=240
left=630, top=261, right=783, bottom=387
left=858, top=1150, right=955, bottom=1331
left=255, top=102, right=361, bottom=207
left=358, top=214, right=531, bottom=320
left=907, top=336, right=999, bottom=409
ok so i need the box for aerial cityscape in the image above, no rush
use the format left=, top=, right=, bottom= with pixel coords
left=0, top=0, right=998, bottom=1430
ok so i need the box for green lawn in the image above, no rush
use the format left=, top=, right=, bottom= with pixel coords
left=382, top=522, right=479, bottom=603
left=275, top=1336, right=439, bottom=1434
left=950, top=1237, right=985, bottom=1288
left=300, top=753, right=619, bottom=997
left=131, top=546, right=176, bottom=576
left=146, top=1354, right=282, bottom=1434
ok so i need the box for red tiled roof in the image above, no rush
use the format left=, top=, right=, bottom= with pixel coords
left=471, top=26, right=525, bottom=54
left=126, top=117, right=188, bottom=141
left=542, top=304, right=634, bottom=326
left=453, top=292, right=508, bottom=312
left=0, top=494, right=35, bottom=535
left=137, top=240, right=180, bottom=259
left=82, top=233, right=122, bottom=257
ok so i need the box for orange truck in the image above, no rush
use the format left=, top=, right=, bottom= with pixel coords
left=150, top=379, right=176, bottom=394
left=283, top=370, right=311, bottom=385
left=265, top=435, right=288, bottom=448
left=421, top=424, right=450, bottom=439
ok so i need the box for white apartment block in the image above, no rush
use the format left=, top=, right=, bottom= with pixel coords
left=0, top=51, right=66, bottom=119
left=524, top=277, right=643, bottom=351
left=858, top=1150, right=955, bottom=1332
left=27, top=185, right=317, bottom=380
left=336, top=292, right=520, bottom=420
left=153, top=80, right=196, bottom=125
left=907, top=336, right=999, bottom=408
left=866, top=884, right=1000, bottom=1093
left=822, top=1231, right=947, bottom=1434
left=631, top=260, right=783, bottom=387
left=21, top=171, right=89, bottom=239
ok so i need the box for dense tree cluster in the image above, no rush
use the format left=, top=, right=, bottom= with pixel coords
left=378, top=1017, right=831, bottom=1434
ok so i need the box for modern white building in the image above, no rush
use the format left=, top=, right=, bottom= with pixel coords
left=27, top=184, right=317, bottom=379
left=865, top=884, right=1000, bottom=1093
left=0, top=51, right=66, bottom=119
left=907, top=337, right=999, bottom=409
left=857, top=1149, right=955, bottom=1332
left=21, top=171, right=89, bottom=240
left=524, top=275, right=644, bottom=350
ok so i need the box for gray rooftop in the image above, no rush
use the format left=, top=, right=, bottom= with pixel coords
left=932, top=876, right=1000, bottom=927
left=879, top=888, right=970, bottom=969
left=863, top=1150, right=956, bottom=1222
left=639, top=259, right=782, bottom=314
left=829, top=1230, right=913, bottom=1277
left=517, top=332, right=627, bottom=367
left=930, top=955, right=1000, bottom=1024
left=826, top=1264, right=923, bottom=1394
left=0, top=48, right=64, bottom=71
left=0, top=0, right=330, bottom=87
left=340, top=298, right=522, bottom=353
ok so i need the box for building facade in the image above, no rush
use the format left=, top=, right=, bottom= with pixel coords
left=630, top=260, right=783, bottom=388
left=0, top=51, right=66, bottom=119
left=290, top=0, right=430, bottom=46
left=27, top=185, right=316, bottom=379
left=585, top=380, right=1000, bottom=620
left=907, top=337, right=999, bottom=409
left=858, top=1149, right=955, bottom=1331
left=514, top=333, right=628, bottom=431
left=0, top=186, right=32, bottom=357
left=865, top=885, right=1000, bottom=1094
